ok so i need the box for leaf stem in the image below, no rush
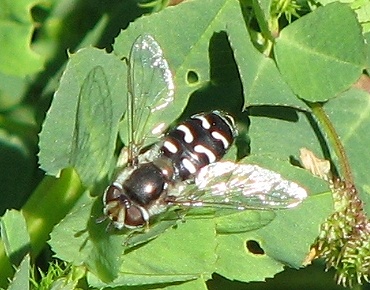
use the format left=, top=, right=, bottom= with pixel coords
left=309, top=102, right=353, bottom=184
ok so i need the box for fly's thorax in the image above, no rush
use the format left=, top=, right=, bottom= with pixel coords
left=159, top=111, right=237, bottom=180
left=122, top=163, right=169, bottom=205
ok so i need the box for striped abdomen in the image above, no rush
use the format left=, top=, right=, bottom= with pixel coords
left=160, top=111, right=236, bottom=180
left=103, top=111, right=237, bottom=229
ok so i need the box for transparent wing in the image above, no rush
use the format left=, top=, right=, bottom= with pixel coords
left=125, top=34, right=175, bottom=163
left=170, top=161, right=307, bottom=210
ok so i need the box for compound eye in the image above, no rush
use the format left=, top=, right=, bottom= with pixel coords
left=104, top=184, right=122, bottom=203
left=125, top=205, right=147, bottom=228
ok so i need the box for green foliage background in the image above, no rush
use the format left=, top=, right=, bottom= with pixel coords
left=0, top=0, right=370, bottom=289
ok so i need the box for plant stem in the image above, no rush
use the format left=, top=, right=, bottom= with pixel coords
left=22, top=168, right=84, bottom=257
left=309, top=102, right=354, bottom=184
left=0, top=241, right=13, bottom=288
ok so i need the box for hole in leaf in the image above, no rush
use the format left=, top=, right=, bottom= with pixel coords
left=289, top=155, right=301, bottom=167
left=246, top=240, right=265, bottom=255
left=187, top=70, right=199, bottom=84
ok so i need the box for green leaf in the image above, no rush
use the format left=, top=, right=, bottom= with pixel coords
left=49, top=194, right=95, bottom=267
left=252, top=0, right=274, bottom=41
left=88, top=273, right=209, bottom=290
left=247, top=105, right=327, bottom=177
left=119, top=219, right=216, bottom=280
left=0, top=0, right=44, bottom=76
left=38, top=48, right=126, bottom=187
left=239, top=53, right=306, bottom=109
left=50, top=198, right=217, bottom=287
left=88, top=218, right=217, bottom=288
left=257, top=193, right=333, bottom=267
left=0, top=72, right=29, bottom=110
left=226, top=4, right=308, bottom=109
left=355, top=1, right=370, bottom=34
left=114, top=0, right=308, bottom=118
left=70, top=66, right=117, bottom=185
left=215, top=193, right=333, bottom=282
left=211, top=154, right=331, bottom=281
left=113, top=0, right=250, bottom=121
left=0, top=210, right=30, bottom=266
left=274, top=2, right=366, bottom=102
left=215, top=210, right=275, bottom=234
left=215, top=232, right=285, bottom=282
left=49, top=194, right=127, bottom=283
left=164, top=278, right=208, bottom=290
left=7, top=254, right=30, bottom=290
left=50, top=194, right=184, bottom=284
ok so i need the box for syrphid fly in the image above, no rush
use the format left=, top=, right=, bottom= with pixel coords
left=102, top=34, right=307, bottom=231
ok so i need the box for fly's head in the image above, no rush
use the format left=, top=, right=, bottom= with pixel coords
left=103, top=182, right=149, bottom=229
